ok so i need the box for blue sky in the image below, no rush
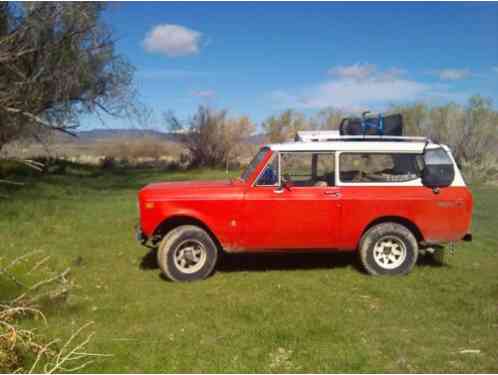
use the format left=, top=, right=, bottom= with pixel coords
left=86, top=2, right=498, bottom=130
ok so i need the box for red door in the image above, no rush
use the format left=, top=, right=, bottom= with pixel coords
left=240, top=185, right=341, bottom=250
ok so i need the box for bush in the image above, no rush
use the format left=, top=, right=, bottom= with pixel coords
left=165, top=106, right=255, bottom=168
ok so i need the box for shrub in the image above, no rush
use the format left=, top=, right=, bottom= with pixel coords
left=165, top=106, right=255, bottom=168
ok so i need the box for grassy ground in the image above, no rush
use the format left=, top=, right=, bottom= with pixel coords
left=0, top=164, right=497, bottom=372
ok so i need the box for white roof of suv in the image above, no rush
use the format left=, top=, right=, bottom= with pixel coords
left=268, top=141, right=442, bottom=153
left=267, top=132, right=439, bottom=153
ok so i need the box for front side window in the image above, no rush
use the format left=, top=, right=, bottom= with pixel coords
left=340, top=153, right=423, bottom=183
left=281, top=152, right=335, bottom=187
left=255, top=155, right=279, bottom=186
left=241, top=147, right=269, bottom=182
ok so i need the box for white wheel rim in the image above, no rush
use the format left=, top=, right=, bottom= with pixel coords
left=373, top=235, right=407, bottom=270
left=174, top=239, right=207, bottom=274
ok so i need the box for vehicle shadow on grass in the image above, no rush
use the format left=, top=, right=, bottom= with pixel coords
left=416, top=254, right=449, bottom=268
left=139, top=248, right=361, bottom=273
left=217, top=251, right=360, bottom=273
left=140, top=248, right=447, bottom=277
left=139, top=247, right=160, bottom=270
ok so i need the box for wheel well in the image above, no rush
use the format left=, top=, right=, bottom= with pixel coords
left=153, top=215, right=222, bottom=249
left=362, top=216, right=423, bottom=242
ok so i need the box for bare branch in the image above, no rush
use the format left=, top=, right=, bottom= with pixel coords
left=0, top=2, right=136, bottom=153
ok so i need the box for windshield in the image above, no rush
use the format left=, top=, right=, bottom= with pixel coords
left=240, top=147, right=270, bottom=181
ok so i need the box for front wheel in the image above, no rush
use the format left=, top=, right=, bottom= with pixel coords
left=359, top=223, right=418, bottom=275
left=157, top=225, right=218, bottom=282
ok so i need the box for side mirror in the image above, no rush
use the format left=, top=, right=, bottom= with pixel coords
left=422, top=164, right=454, bottom=189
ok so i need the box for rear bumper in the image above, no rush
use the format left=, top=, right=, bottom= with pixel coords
left=420, top=232, right=472, bottom=247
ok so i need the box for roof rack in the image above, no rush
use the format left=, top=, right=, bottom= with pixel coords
left=295, top=131, right=431, bottom=143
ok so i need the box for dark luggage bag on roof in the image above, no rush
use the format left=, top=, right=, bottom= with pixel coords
left=339, top=113, right=403, bottom=136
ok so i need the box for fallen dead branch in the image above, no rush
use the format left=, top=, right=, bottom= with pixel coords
left=0, top=157, right=44, bottom=199
left=0, top=252, right=109, bottom=372
left=29, top=321, right=112, bottom=374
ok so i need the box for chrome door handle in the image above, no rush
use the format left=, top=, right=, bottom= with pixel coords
left=324, top=191, right=341, bottom=197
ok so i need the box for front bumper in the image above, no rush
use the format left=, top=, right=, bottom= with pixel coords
left=135, top=225, right=148, bottom=245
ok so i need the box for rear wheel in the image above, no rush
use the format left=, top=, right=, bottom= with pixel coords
left=157, top=225, right=218, bottom=282
left=359, top=223, right=418, bottom=275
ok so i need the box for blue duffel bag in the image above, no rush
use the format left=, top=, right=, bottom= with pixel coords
left=339, top=112, right=403, bottom=136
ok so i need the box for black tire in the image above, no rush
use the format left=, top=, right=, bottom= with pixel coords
left=157, top=225, right=218, bottom=282
left=359, top=223, right=418, bottom=275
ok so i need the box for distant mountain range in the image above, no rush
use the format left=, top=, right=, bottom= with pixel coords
left=63, top=128, right=267, bottom=145
left=75, top=128, right=177, bottom=142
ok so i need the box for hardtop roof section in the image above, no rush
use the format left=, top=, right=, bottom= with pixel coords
left=267, top=141, right=438, bottom=153
left=295, top=131, right=430, bottom=143
left=267, top=131, right=437, bottom=153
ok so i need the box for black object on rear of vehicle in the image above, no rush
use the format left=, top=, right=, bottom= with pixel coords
left=339, top=112, right=403, bottom=136
left=422, top=147, right=455, bottom=188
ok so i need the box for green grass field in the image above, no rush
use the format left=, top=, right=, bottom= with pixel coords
left=1, top=164, right=497, bottom=372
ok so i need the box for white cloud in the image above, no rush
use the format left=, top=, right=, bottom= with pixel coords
left=272, top=64, right=430, bottom=111
left=193, top=90, right=215, bottom=98
left=328, top=63, right=376, bottom=80
left=377, top=67, right=407, bottom=81
left=143, top=24, right=202, bottom=57
left=328, top=63, right=406, bottom=82
left=137, top=69, right=206, bottom=80
left=437, top=68, right=470, bottom=81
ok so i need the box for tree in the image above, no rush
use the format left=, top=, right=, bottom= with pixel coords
left=391, top=96, right=498, bottom=182
left=310, top=108, right=345, bottom=130
left=165, top=106, right=255, bottom=168
left=262, top=109, right=309, bottom=142
left=0, top=3, right=135, bottom=152
left=222, top=115, right=255, bottom=170
left=389, top=103, right=430, bottom=136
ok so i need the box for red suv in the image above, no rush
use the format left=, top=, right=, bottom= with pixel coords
left=137, top=133, right=473, bottom=281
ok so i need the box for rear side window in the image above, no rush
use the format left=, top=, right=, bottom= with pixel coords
left=340, top=153, right=423, bottom=183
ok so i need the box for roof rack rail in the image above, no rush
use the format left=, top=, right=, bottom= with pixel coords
left=295, top=131, right=431, bottom=143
